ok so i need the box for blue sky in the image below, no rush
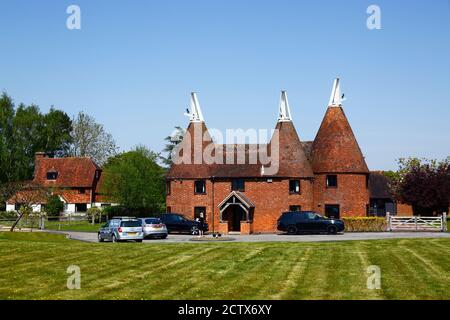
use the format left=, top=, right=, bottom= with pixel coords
left=0, top=0, right=449, bottom=170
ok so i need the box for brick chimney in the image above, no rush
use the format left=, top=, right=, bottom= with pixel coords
left=33, top=152, right=46, bottom=181
left=35, top=152, right=46, bottom=159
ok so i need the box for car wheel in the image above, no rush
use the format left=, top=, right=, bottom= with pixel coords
left=287, top=225, right=298, bottom=235
left=98, top=233, right=104, bottom=242
left=327, top=226, right=338, bottom=235
left=190, top=226, right=199, bottom=235
left=136, top=239, right=143, bottom=243
left=161, top=235, right=168, bottom=239
left=112, top=234, right=117, bottom=243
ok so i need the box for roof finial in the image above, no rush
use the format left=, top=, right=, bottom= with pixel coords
left=277, top=90, right=292, bottom=122
left=328, top=77, right=343, bottom=107
left=184, top=92, right=205, bottom=122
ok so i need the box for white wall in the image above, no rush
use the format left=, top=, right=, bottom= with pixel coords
left=64, top=203, right=76, bottom=214
left=5, top=204, right=41, bottom=212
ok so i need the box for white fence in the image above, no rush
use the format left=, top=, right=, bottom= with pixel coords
left=387, top=212, right=447, bottom=232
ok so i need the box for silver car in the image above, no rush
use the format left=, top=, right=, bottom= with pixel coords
left=139, top=217, right=168, bottom=239
left=98, top=218, right=144, bottom=242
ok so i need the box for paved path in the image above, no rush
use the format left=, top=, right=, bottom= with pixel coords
left=48, top=230, right=450, bottom=243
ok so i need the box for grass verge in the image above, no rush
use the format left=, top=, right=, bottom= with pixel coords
left=0, top=232, right=449, bottom=300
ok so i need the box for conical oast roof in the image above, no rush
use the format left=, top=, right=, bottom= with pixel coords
left=271, top=121, right=314, bottom=178
left=166, top=121, right=213, bottom=179
left=310, top=106, right=369, bottom=173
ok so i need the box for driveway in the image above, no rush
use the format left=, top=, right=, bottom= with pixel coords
left=49, top=230, right=450, bottom=243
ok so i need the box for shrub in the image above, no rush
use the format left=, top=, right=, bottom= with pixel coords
left=102, top=205, right=127, bottom=219
left=0, top=211, right=18, bottom=219
left=86, top=207, right=103, bottom=224
left=46, top=195, right=64, bottom=216
left=342, top=217, right=387, bottom=232
left=102, top=205, right=157, bottom=218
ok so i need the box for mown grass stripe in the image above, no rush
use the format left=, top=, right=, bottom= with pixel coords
left=0, top=233, right=449, bottom=300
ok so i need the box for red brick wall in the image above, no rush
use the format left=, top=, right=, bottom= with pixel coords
left=166, top=178, right=314, bottom=233
left=312, top=174, right=369, bottom=217
left=395, top=204, right=450, bottom=216
left=396, top=203, right=414, bottom=216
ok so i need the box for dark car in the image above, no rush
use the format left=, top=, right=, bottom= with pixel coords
left=277, top=211, right=345, bottom=235
left=160, top=213, right=208, bottom=235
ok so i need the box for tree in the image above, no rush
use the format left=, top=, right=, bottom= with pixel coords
left=161, top=126, right=185, bottom=167
left=41, top=108, right=73, bottom=157
left=0, top=93, right=73, bottom=184
left=101, top=146, right=166, bottom=214
left=390, top=157, right=450, bottom=216
left=0, top=93, right=15, bottom=183
left=86, top=207, right=102, bottom=224
left=70, top=111, right=117, bottom=166
left=45, top=195, right=64, bottom=216
left=10, top=104, right=44, bottom=181
left=5, top=182, right=49, bottom=231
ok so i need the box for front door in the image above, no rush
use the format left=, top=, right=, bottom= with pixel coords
left=228, top=207, right=242, bottom=232
left=325, top=205, right=340, bottom=219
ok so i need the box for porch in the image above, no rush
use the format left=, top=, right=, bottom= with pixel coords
left=217, top=191, right=255, bottom=235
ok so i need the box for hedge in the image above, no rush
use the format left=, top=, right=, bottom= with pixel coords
left=342, top=217, right=387, bottom=232
left=0, top=211, right=18, bottom=219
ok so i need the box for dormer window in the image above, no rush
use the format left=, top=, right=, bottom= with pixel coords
left=46, top=171, right=58, bottom=180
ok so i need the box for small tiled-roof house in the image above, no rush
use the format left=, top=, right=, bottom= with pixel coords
left=6, top=153, right=112, bottom=214
left=166, top=78, right=372, bottom=234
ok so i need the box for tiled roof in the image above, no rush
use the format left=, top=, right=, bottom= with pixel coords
left=310, top=107, right=369, bottom=173
left=6, top=189, right=49, bottom=204
left=369, top=171, right=393, bottom=199
left=272, top=121, right=314, bottom=178
left=301, top=141, right=313, bottom=162
left=56, top=190, right=91, bottom=204
left=34, top=156, right=100, bottom=188
left=92, top=171, right=113, bottom=203
left=167, top=121, right=315, bottom=179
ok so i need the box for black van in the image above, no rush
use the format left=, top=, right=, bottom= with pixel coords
left=160, top=213, right=208, bottom=235
left=277, top=211, right=345, bottom=235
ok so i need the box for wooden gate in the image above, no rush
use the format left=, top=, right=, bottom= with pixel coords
left=387, top=213, right=447, bottom=232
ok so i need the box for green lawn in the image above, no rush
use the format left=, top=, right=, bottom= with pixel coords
left=43, top=221, right=102, bottom=232
left=0, top=232, right=449, bottom=300
left=0, top=220, right=102, bottom=232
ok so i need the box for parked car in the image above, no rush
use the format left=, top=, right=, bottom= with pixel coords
left=277, top=211, right=345, bottom=235
left=138, top=218, right=168, bottom=239
left=98, top=218, right=144, bottom=242
left=160, top=213, right=208, bottom=235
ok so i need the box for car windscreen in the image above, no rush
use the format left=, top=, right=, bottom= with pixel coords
left=145, top=218, right=161, bottom=224
left=121, top=220, right=141, bottom=227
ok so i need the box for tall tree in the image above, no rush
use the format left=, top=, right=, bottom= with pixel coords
left=161, top=126, right=185, bottom=167
left=390, top=157, right=450, bottom=215
left=70, top=111, right=117, bottom=166
left=10, top=104, right=44, bottom=181
left=101, top=146, right=165, bottom=213
left=41, top=108, right=73, bottom=157
left=0, top=93, right=73, bottom=184
left=0, top=93, right=15, bottom=183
